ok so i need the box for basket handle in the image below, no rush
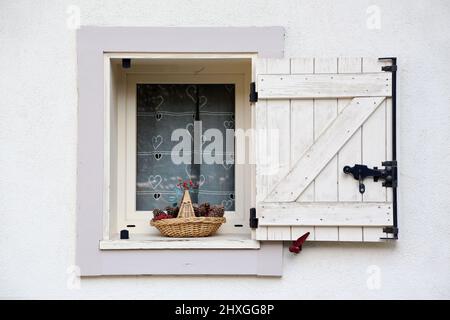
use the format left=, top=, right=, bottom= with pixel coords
left=178, top=190, right=195, bottom=218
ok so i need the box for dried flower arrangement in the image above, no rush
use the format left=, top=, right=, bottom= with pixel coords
left=150, top=179, right=226, bottom=237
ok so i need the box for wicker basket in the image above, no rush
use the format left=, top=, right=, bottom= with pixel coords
left=150, top=216, right=226, bottom=237
left=150, top=189, right=226, bottom=237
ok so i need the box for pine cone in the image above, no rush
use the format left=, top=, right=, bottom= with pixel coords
left=192, top=204, right=200, bottom=217
left=165, top=206, right=179, bottom=217
left=198, top=202, right=210, bottom=217
left=208, top=205, right=225, bottom=217
left=153, top=208, right=164, bottom=218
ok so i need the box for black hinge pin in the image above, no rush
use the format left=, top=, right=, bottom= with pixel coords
left=249, top=207, right=258, bottom=228
left=249, top=82, right=258, bottom=102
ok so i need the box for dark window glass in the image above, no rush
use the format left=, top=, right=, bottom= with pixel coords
left=136, top=84, right=235, bottom=211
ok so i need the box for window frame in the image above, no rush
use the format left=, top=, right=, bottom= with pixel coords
left=115, top=66, right=250, bottom=235
left=76, top=26, right=285, bottom=276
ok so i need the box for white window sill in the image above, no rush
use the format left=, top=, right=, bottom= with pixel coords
left=99, top=233, right=260, bottom=250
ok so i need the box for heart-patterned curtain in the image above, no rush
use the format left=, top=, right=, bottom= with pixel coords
left=136, top=84, right=235, bottom=211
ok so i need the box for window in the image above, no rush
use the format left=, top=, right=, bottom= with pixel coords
left=76, top=27, right=395, bottom=277
left=76, top=26, right=285, bottom=276
left=103, top=55, right=255, bottom=245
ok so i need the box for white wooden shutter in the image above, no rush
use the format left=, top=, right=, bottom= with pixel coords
left=254, top=57, right=395, bottom=242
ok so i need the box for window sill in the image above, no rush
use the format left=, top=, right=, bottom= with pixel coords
left=99, top=233, right=260, bottom=250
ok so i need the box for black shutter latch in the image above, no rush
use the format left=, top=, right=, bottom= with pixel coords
left=343, top=161, right=397, bottom=194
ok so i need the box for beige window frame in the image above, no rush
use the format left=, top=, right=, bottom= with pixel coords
left=101, top=53, right=258, bottom=249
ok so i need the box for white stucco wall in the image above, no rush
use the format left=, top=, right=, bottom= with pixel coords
left=1, top=0, right=449, bottom=299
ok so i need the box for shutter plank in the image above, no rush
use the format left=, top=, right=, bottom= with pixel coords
left=292, top=226, right=315, bottom=241
left=338, top=57, right=362, bottom=74
left=255, top=59, right=268, bottom=204
left=337, top=59, right=364, bottom=200
left=337, top=105, right=362, bottom=201
left=386, top=97, right=393, bottom=202
left=257, top=73, right=391, bottom=99
left=265, top=97, right=386, bottom=202
left=315, top=57, right=338, bottom=73
left=267, top=100, right=290, bottom=193
left=265, top=58, right=291, bottom=197
left=259, top=202, right=393, bottom=226
left=314, top=58, right=338, bottom=204
left=291, top=57, right=314, bottom=74
left=339, top=227, right=363, bottom=242
left=361, top=58, right=391, bottom=209
left=362, top=100, right=387, bottom=201
left=291, top=58, right=316, bottom=202
left=267, top=227, right=291, bottom=240
left=267, top=58, right=291, bottom=74
left=314, top=99, right=338, bottom=202
left=255, top=226, right=268, bottom=240
left=291, top=99, right=315, bottom=202
left=256, top=99, right=269, bottom=203
left=337, top=58, right=364, bottom=241
left=363, top=227, right=385, bottom=242
left=264, top=59, right=291, bottom=241
left=315, top=227, right=339, bottom=241
left=362, top=57, right=390, bottom=73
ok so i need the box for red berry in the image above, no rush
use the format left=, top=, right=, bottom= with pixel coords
left=153, top=213, right=174, bottom=221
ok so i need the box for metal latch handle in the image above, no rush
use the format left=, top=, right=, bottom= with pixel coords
left=343, top=161, right=397, bottom=194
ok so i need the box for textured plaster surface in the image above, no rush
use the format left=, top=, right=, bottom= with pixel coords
left=0, top=0, right=449, bottom=299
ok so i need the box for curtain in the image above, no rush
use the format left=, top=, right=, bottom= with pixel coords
left=136, top=84, right=235, bottom=211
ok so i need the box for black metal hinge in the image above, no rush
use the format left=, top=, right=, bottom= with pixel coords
left=382, top=65, right=397, bottom=72
left=380, top=226, right=399, bottom=240
left=379, top=57, right=397, bottom=73
left=382, top=226, right=399, bottom=235
left=249, top=82, right=258, bottom=102
left=249, top=207, right=258, bottom=228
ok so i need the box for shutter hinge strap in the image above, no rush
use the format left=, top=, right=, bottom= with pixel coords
left=381, top=65, right=398, bottom=72
left=249, top=207, right=258, bottom=228
left=249, top=82, right=258, bottom=102
left=380, top=226, right=399, bottom=240
left=382, top=226, right=399, bottom=234
left=379, top=57, right=399, bottom=240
